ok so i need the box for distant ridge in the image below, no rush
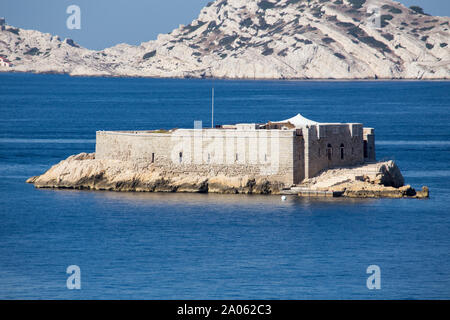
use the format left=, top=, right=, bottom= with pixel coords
left=0, top=0, right=449, bottom=79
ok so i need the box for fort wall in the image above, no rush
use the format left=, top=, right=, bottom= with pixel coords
left=95, top=122, right=374, bottom=186
left=96, top=129, right=298, bottom=185
left=305, top=124, right=365, bottom=179
left=363, top=128, right=376, bottom=162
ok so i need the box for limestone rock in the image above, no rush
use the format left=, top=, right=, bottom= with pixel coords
left=373, top=160, right=404, bottom=188
left=300, top=160, right=427, bottom=198
left=1, top=0, right=449, bottom=79
left=27, top=153, right=285, bottom=194
left=306, top=160, right=404, bottom=190
left=342, top=183, right=428, bottom=198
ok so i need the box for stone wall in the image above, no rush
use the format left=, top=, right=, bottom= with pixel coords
left=304, top=124, right=365, bottom=179
left=363, top=128, right=376, bottom=162
left=293, top=135, right=305, bottom=184
left=96, top=129, right=297, bottom=185
left=95, top=123, right=374, bottom=185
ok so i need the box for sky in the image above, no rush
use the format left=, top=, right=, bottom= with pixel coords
left=0, top=0, right=448, bottom=50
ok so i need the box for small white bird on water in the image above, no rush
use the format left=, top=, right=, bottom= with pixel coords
left=281, top=196, right=287, bottom=201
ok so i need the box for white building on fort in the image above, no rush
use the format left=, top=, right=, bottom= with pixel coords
left=95, top=114, right=375, bottom=185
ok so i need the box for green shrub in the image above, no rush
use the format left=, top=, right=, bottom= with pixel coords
left=322, top=37, right=336, bottom=44
left=381, top=5, right=402, bottom=14
left=261, top=48, right=273, bottom=55
left=258, top=0, right=275, bottom=10
left=348, top=0, right=366, bottom=9
left=334, top=52, right=346, bottom=59
left=381, top=33, right=394, bottom=41
left=278, top=48, right=288, bottom=57
left=184, top=21, right=206, bottom=34
left=219, top=35, right=238, bottom=46
left=380, top=14, right=393, bottom=27
left=6, top=27, right=19, bottom=35
left=420, top=26, right=434, bottom=31
left=24, top=47, right=41, bottom=56
left=143, top=50, right=156, bottom=60
left=240, top=18, right=253, bottom=28
left=410, top=6, right=426, bottom=15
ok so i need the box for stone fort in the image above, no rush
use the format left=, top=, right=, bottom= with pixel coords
left=96, top=114, right=376, bottom=185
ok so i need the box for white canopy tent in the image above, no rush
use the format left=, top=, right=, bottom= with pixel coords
left=273, top=114, right=320, bottom=127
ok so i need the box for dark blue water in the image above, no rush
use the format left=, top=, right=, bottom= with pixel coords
left=0, top=73, right=449, bottom=299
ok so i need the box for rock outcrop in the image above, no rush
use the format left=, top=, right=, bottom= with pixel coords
left=27, top=152, right=428, bottom=198
left=341, top=183, right=429, bottom=198
left=26, top=153, right=283, bottom=194
left=1, top=0, right=449, bottom=79
left=305, top=160, right=405, bottom=189
left=302, top=160, right=428, bottom=198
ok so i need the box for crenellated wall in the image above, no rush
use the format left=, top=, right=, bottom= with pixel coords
left=304, top=123, right=365, bottom=179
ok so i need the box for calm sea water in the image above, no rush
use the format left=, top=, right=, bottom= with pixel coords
left=0, top=73, right=449, bottom=299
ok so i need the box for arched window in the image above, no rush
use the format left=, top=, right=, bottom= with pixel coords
left=179, top=152, right=183, bottom=163
left=340, top=144, right=345, bottom=160
left=327, top=144, right=332, bottom=161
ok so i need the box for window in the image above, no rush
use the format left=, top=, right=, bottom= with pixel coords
left=340, top=144, right=345, bottom=160
left=264, top=154, right=267, bottom=162
left=207, top=153, right=211, bottom=163
left=318, top=148, right=321, bottom=157
left=364, top=141, right=368, bottom=158
left=151, top=153, right=155, bottom=163
left=235, top=153, right=238, bottom=162
left=327, top=144, right=332, bottom=161
left=179, top=152, right=183, bottom=163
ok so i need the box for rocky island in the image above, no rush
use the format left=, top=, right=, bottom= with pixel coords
left=27, top=115, right=429, bottom=199
left=1, top=0, right=449, bottom=79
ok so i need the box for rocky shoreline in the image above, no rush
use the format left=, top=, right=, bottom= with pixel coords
left=26, top=153, right=429, bottom=199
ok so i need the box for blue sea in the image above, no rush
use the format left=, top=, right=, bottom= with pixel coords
left=0, top=73, right=449, bottom=299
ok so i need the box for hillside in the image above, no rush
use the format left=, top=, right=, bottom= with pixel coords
left=1, top=0, right=449, bottom=79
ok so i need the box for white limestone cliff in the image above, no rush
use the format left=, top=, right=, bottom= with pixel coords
left=1, top=0, right=449, bottom=79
